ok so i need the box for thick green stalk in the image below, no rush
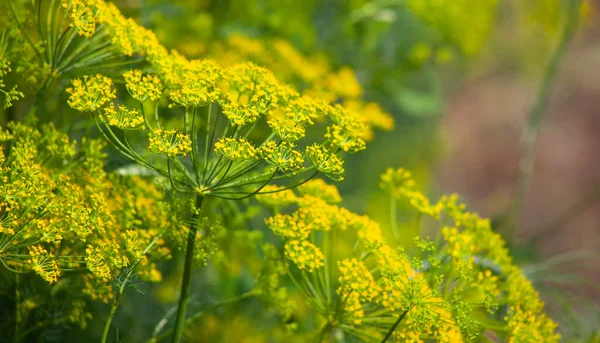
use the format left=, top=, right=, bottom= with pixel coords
left=171, top=194, right=205, bottom=343
left=507, top=0, right=581, bottom=241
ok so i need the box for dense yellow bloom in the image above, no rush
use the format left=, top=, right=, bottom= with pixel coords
left=219, top=97, right=261, bottom=126
left=0, top=122, right=175, bottom=320
left=337, top=258, right=381, bottom=324
left=66, top=74, right=116, bottom=112
left=28, top=245, right=60, bottom=284
left=123, top=69, right=163, bottom=102
left=296, top=179, right=341, bottom=204
left=256, top=185, right=298, bottom=208
left=214, top=137, right=259, bottom=161
left=284, top=239, right=324, bottom=272
left=265, top=212, right=311, bottom=240
left=148, top=129, right=192, bottom=157
left=169, top=60, right=222, bottom=107
left=505, top=306, right=560, bottom=343
left=259, top=141, right=304, bottom=173
left=305, top=144, right=345, bottom=181
left=102, top=105, right=145, bottom=130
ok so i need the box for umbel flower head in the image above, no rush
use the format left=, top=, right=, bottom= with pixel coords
left=256, top=175, right=560, bottom=342
left=62, top=0, right=386, bottom=200
left=0, top=122, right=178, bottom=328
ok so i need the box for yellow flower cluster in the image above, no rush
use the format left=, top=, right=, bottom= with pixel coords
left=259, top=141, right=304, bottom=173
left=208, top=34, right=394, bottom=138
left=148, top=129, right=192, bottom=157
left=214, top=137, right=258, bottom=161
left=102, top=105, right=145, bottom=130
left=381, top=167, right=441, bottom=218
left=0, top=56, right=25, bottom=109
left=28, top=245, right=61, bottom=284
left=169, top=59, right=222, bottom=108
left=259, top=171, right=559, bottom=341
left=337, top=258, right=381, bottom=324
left=284, top=239, right=324, bottom=272
left=62, top=0, right=380, bottom=192
left=123, top=69, right=163, bottom=102
left=305, top=144, right=345, bottom=181
left=296, top=178, right=341, bottom=204
left=378, top=168, right=560, bottom=341
left=0, top=122, right=177, bottom=328
left=326, top=104, right=367, bottom=153
left=66, top=74, right=116, bottom=112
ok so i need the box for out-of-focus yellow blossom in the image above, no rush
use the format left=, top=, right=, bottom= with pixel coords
left=256, top=185, right=298, bottom=208
left=296, top=179, right=341, bottom=204
left=284, top=239, right=324, bottom=272
left=405, top=0, right=499, bottom=57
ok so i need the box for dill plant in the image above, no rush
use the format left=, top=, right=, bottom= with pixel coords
left=55, top=0, right=392, bottom=341
left=0, top=121, right=178, bottom=340
left=0, top=0, right=575, bottom=342
left=257, top=171, right=559, bottom=342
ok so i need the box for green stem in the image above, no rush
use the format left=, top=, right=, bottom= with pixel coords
left=100, top=228, right=168, bottom=343
left=507, top=0, right=581, bottom=241
left=171, top=194, right=205, bottom=343
left=390, top=195, right=399, bottom=241
left=100, top=292, right=121, bottom=343
left=314, top=322, right=332, bottom=343
left=380, top=305, right=412, bottom=343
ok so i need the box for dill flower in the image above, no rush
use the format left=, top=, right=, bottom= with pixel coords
left=214, top=137, right=259, bottom=161
left=256, top=185, right=298, bottom=208
left=219, top=97, right=261, bottom=126
left=296, top=178, right=341, bottom=204
left=28, top=245, right=61, bottom=284
left=169, top=60, right=222, bottom=107
left=265, top=212, right=311, bottom=240
left=259, top=141, right=304, bottom=173
left=66, top=74, right=116, bottom=112
left=0, top=57, right=24, bottom=109
left=257, top=171, right=559, bottom=342
left=102, top=105, right=145, bottom=130
left=123, top=69, right=163, bottom=102
left=284, top=239, right=324, bottom=272
left=148, top=129, right=192, bottom=157
left=305, top=144, right=345, bottom=181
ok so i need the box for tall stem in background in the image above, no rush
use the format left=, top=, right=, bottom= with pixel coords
left=507, top=0, right=582, bottom=242
left=172, top=194, right=205, bottom=343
